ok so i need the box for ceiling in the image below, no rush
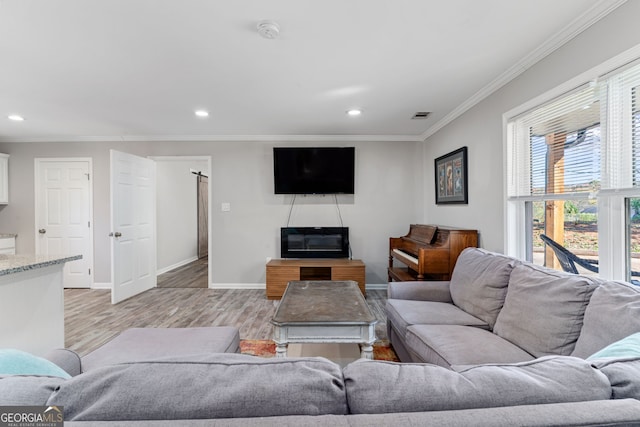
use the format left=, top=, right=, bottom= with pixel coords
left=0, top=0, right=624, bottom=143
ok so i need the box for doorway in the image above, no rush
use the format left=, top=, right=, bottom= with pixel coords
left=153, top=157, right=210, bottom=289
left=197, top=174, right=208, bottom=259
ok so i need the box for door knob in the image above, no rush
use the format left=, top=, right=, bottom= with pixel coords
left=109, top=232, right=122, bottom=238
left=38, top=229, right=46, bottom=234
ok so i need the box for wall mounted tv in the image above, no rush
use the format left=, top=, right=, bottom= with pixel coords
left=273, top=147, right=355, bottom=194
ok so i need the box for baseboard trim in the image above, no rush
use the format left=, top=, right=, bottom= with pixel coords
left=157, top=256, right=199, bottom=275
left=91, top=282, right=112, bottom=290
left=209, top=283, right=266, bottom=290
left=208, top=283, right=388, bottom=291
left=88, top=282, right=387, bottom=291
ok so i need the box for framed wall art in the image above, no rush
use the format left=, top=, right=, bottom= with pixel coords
left=435, top=146, right=468, bottom=205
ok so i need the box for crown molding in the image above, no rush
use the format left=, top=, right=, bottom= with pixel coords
left=421, top=0, right=627, bottom=141
left=0, top=133, right=424, bottom=143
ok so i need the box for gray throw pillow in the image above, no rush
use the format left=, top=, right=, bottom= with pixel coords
left=344, top=356, right=610, bottom=414
left=572, top=281, right=640, bottom=359
left=493, top=263, right=599, bottom=357
left=48, top=354, right=347, bottom=421
left=449, top=248, right=520, bottom=328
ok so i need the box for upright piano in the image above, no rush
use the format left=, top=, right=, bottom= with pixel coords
left=388, top=224, right=478, bottom=281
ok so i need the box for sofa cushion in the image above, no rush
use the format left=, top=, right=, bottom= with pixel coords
left=82, top=327, right=240, bottom=372
left=386, top=299, right=488, bottom=338
left=387, top=281, right=453, bottom=302
left=572, top=281, right=640, bottom=359
left=347, top=400, right=640, bottom=427
left=405, top=325, right=534, bottom=367
left=493, top=263, right=599, bottom=357
left=0, top=375, right=66, bottom=405
left=60, top=415, right=353, bottom=426
left=48, top=353, right=347, bottom=421
left=449, top=248, right=520, bottom=328
left=343, top=356, right=611, bottom=414
left=590, top=357, right=640, bottom=400
left=59, top=401, right=640, bottom=426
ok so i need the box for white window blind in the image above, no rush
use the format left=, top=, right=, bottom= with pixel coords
left=600, top=60, right=640, bottom=190
left=635, top=83, right=640, bottom=186
left=508, top=60, right=640, bottom=200
left=508, top=84, right=601, bottom=199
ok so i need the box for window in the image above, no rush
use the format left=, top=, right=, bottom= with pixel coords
left=627, top=197, right=640, bottom=284
left=507, top=59, right=640, bottom=282
left=508, top=84, right=601, bottom=272
left=627, top=79, right=640, bottom=284
left=531, top=199, right=598, bottom=276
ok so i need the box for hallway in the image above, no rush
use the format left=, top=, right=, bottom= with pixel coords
left=156, top=257, right=208, bottom=288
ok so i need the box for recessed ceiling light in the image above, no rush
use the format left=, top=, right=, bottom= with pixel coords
left=347, top=109, right=362, bottom=117
left=8, top=115, right=24, bottom=121
left=195, top=110, right=209, bottom=118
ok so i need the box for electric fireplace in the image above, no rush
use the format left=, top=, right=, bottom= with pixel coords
left=280, top=227, right=349, bottom=259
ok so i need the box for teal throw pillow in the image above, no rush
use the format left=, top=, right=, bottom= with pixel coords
left=0, top=349, right=71, bottom=378
left=587, top=332, right=640, bottom=360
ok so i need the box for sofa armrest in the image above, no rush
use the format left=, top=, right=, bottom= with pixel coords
left=44, top=348, right=82, bottom=377
left=387, top=281, right=452, bottom=302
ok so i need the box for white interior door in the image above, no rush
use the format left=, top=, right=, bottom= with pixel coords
left=110, top=150, right=156, bottom=304
left=35, top=159, right=93, bottom=288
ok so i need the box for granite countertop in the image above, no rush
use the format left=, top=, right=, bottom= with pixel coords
left=0, top=254, right=83, bottom=276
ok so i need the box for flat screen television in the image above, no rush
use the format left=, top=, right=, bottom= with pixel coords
left=273, top=147, right=355, bottom=194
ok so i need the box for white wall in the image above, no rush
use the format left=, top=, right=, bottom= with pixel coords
left=422, top=1, right=640, bottom=253
left=0, top=140, right=422, bottom=286
left=154, top=157, right=209, bottom=273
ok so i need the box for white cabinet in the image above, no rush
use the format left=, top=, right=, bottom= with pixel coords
left=0, top=154, right=8, bottom=204
left=0, top=236, right=15, bottom=254
left=0, top=263, right=66, bottom=356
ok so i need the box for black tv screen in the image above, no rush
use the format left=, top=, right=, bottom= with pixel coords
left=273, top=147, right=355, bottom=194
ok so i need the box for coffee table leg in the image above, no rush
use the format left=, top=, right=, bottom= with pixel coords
left=275, top=342, right=288, bottom=358
left=360, top=342, right=374, bottom=360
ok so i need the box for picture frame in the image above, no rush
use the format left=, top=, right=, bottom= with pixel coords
left=435, top=146, right=468, bottom=205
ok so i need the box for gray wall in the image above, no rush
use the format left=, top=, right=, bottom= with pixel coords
left=422, top=0, right=640, bottom=253
left=155, top=157, right=209, bottom=273
left=0, top=140, right=422, bottom=286
left=5, top=0, right=632, bottom=283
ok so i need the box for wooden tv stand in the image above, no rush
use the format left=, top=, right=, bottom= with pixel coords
left=265, top=259, right=366, bottom=299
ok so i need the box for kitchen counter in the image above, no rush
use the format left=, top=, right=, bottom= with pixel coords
left=0, top=253, right=82, bottom=356
left=0, top=253, right=82, bottom=276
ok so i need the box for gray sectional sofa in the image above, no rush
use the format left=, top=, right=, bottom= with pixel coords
left=386, top=247, right=640, bottom=366
left=3, top=351, right=640, bottom=426
left=2, top=247, right=640, bottom=425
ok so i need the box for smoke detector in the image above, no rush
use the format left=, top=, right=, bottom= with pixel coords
left=257, top=21, right=280, bottom=39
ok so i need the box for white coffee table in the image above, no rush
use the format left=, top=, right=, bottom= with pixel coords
left=270, top=280, right=377, bottom=359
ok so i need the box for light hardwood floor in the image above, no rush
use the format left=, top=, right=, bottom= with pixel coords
left=156, top=257, right=208, bottom=288
left=64, top=287, right=388, bottom=356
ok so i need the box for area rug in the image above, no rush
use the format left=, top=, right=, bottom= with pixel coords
left=240, top=339, right=399, bottom=362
